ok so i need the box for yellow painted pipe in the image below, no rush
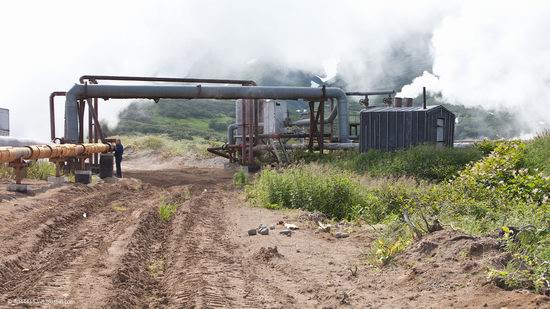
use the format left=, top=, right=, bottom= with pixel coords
left=0, top=143, right=114, bottom=163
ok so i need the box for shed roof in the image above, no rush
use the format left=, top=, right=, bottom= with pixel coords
left=360, top=105, right=441, bottom=113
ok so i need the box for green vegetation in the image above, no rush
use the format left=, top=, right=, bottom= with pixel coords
left=294, top=145, right=483, bottom=182
left=116, top=134, right=217, bottom=159
left=247, top=165, right=366, bottom=219
left=0, top=160, right=55, bottom=181
left=159, top=201, right=178, bottom=221
left=233, top=170, right=248, bottom=188
left=114, top=99, right=234, bottom=141
left=27, top=160, right=56, bottom=180
left=247, top=136, right=550, bottom=295
left=523, top=131, right=550, bottom=174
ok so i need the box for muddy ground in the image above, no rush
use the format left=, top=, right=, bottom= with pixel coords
left=1, top=164, right=549, bottom=308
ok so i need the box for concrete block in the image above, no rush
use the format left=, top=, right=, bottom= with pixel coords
left=224, top=162, right=240, bottom=171
left=7, top=184, right=31, bottom=193
left=47, top=176, right=68, bottom=185
left=242, top=164, right=261, bottom=174
left=75, top=170, right=92, bottom=184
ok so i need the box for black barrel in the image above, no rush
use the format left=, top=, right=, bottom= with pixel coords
left=99, top=153, right=114, bottom=179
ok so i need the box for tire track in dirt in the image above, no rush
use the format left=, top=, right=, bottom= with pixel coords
left=0, top=180, right=160, bottom=307
left=161, top=190, right=261, bottom=308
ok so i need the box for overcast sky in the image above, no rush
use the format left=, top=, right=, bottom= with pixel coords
left=0, top=0, right=548, bottom=139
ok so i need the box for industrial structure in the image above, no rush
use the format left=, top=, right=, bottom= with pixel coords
left=0, top=108, right=9, bottom=136
left=1, top=75, right=455, bottom=190
left=359, top=104, right=455, bottom=152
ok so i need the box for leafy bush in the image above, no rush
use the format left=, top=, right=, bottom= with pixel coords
left=524, top=131, right=550, bottom=175
left=140, top=136, right=166, bottom=149
left=474, top=139, right=503, bottom=155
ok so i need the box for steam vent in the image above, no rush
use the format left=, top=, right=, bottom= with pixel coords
left=359, top=98, right=455, bottom=152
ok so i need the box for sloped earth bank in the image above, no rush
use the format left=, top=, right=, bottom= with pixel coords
left=0, top=168, right=548, bottom=308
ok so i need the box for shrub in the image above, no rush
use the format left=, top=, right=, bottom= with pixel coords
left=141, top=136, right=166, bottom=149
left=524, top=131, right=550, bottom=175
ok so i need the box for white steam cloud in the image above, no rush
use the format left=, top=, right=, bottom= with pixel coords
left=398, top=1, right=550, bottom=134
left=0, top=0, right=548, bottom=139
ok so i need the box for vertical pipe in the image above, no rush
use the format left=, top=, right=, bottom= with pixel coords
left=423, top=87, right=427, bottom=109
left=49, top=92, right=66, bottom=141
left=78, top=100, right=85, bottom=144
left=329, top=98, right=334, bottom=141
left=93, top=98, right=99, bottom=165
left=87, top=98, right=93, bottom=166
left=88, top=99, right=93, bottom=143
left=241, top=99, right=246, bottom=164
left=308, top=101, right=315, bottom=152
left=319, top=100, right=324, bottom=154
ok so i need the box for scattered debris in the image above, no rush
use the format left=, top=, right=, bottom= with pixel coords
left=280, top=229, right=292, bottom=237
left=335, top=231, right=349, bottom=239
left=284, top=223, right=299, bottom=230
left=259, top=227, right=270, bottom=235
left=349, top=265, right=358, bottom=277
left=82, top=213, right=87, bottom=219
left=299, top=211, right=328, bottom=223
left=277, top=220, right=284, bottom=225
left=248, top=229, right=257, bottom=236
left=270, top=225, right=275, bottom=230
left=318, top=221, right=332, bottom=233
left=258, top=223, right=269, bottom=235
left=254, top=246, right=283, bottom=261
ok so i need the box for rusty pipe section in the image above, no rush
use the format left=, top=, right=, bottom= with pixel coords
left=79, top=75, right=257, bottom=86
left=0, top=143, right=114, bottom=163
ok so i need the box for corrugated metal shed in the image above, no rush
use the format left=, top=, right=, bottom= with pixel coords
left=0, top=108, right=9, bottom=136
left=359, top=105, right=455, bottom=152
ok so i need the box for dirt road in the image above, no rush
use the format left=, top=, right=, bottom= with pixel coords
left=0, top=167, right=549, bottom=308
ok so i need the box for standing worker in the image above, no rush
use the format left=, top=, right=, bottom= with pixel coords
left=114, top=139, right=124, bottom=178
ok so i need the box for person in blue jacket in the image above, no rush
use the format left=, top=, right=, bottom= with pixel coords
left=114, top=139, right=124, bottom=178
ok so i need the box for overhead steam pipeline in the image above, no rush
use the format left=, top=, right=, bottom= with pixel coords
left=0, top=143, right=114, bottom=163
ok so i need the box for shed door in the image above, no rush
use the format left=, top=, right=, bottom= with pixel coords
left=436, top=118, right=445, bottom=147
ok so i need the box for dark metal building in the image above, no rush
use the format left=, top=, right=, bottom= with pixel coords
left=359, top=105, right=455, bottom=152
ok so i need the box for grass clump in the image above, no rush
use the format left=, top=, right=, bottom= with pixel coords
left=247, top=165, right=365, bottom=220
left=159, top=201, right=178, bottom=221
left=0, top=160, right=55, bottom=181
left=233, top=170, right=248, bottom=188
left=27, top=160, right=56, bottom=180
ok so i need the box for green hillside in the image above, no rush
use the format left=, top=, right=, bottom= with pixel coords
left=114, top=99, right=235, bottom=141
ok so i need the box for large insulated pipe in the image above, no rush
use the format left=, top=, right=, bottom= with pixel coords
left=0, top=143, right=113, bottom=163
left=64, top=84, right=350, bottom=142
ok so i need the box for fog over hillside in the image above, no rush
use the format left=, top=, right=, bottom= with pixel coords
left=0, top=0, right=548, bottom=139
